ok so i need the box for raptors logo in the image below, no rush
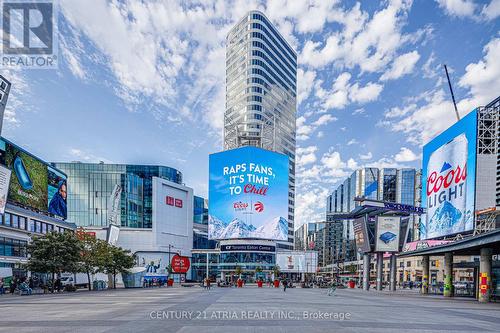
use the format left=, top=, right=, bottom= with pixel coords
left=254, top=201, right=264, bottom=212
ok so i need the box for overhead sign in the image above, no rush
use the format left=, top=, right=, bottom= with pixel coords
left=375, top=216, right=401, bottom=252
left=208, top=146, right=289, bottom=241
left=384, top=202, right=424, bottom=214
left=220, top=244, right=275, bottom=252
left=422, top=109, right=477, bottom=239
left=0, top=164, right=11, bottom=214
left=353, top=217, right=370, bottom=253
left=171, top=254, right=190, bottom=274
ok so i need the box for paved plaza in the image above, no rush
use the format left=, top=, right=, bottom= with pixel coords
left=0, top=286, right=499, bottom=332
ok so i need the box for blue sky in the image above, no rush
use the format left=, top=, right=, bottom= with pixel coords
left=1, top=0, right=499, bottom=228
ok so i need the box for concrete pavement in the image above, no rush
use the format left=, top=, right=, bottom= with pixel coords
left=0, top=286, right=499, bottom=332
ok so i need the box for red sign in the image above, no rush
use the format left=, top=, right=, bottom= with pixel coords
left=76, top=229, right=96, bottom=240
left=175, top=198, right=183, bottom=208
left=171, top=254, right=190, bottom=273
left=166, top=196, right=183, bottom=208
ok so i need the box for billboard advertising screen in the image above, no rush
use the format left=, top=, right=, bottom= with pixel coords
left=0, top=138, right=67, bottom=220
left=276, top=253, right=305, bottom=272
left=208, top=146, right=289, bottom=241
left=353, top=217, right=371, bottom=253
left=421, top=110, right=477, bottom=239
left=375, top=216, right=400, bottom=252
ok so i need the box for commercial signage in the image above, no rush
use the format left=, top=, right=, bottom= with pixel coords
left=0, top=138, right=67, bottom=220
left=0, top=165, right=11, bottom=214
left=170, top=254, right=190, bottom=273
left=375, top=216, right=400, bottom=252
left=166, top=196, right=183, bottom=208
left=76, top=228, right=96, bottom=240
left=208, top=146, right=289, bottom=241
left=107, top=184, right=122, bottom=225
left=276, top=253, right=305, bottom=272
left=220, top=244, right=276, bottom=252
left=421, top=110, right=477, bottom=239
left=107, top=224, right=120, bottom=246
left=384, top=202, right=424, bottom=214
left=353, top=217, right=370, bottom=253
left=402, top=239, right=451, bottom=253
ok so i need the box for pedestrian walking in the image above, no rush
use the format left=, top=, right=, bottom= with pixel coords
left=206, top=278, right=211, bottom=290
left=283, top=279, right=288, bottom=292
left=0, top=278, right=4, bottom=295
left=10, top=278, right=17, bottom=294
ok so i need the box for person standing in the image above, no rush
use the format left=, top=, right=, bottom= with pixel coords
left=283, top=279, right=288, bottom=292
left=0, top=278, right=4, bottom=295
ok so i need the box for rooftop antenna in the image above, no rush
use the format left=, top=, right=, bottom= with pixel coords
left=443, top=64, right=460, bottom=121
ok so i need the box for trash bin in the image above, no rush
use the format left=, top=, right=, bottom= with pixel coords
left=348, top=280, right=355, bottom=289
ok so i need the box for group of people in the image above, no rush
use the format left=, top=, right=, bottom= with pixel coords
left=203, top=277, right=211, bottom=290
left=0, top=277, right=35, bottom=295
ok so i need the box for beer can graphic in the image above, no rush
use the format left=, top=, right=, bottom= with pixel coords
left=426, top=133, right=468, bottom=238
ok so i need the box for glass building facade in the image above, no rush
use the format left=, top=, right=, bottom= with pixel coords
left=223, top=11, right=297, bottom=249
left=52, top=162, right=182, bottom=228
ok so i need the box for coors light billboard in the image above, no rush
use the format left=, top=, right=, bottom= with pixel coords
left=421, top=110, right=477, bottom=239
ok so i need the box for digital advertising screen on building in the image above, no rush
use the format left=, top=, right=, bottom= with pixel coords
left=276, top=253, right=305, bottom=272
left=208, top=146, right=289, bottom=241
left=0, top=138, right=67, bottom=220
left=375, top=216, right=401, bottom=252
left=421, top=110, right=477, bottom=239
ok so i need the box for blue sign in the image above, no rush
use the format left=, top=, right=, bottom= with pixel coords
left=421, top=109, right=477, bottom=239
left=208, top=147, right=289, bottom=241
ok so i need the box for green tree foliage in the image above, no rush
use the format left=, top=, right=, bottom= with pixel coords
left=101, top=245, right=135, bottom=289
left=79, top=234, right=109, bottom=291
left=26, top=231, right=82, bottom=292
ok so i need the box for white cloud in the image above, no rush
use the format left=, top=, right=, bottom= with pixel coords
left=394, top=147, right=419, bottom=162
left=458, top=37, right=500, bottom=109
left=349, top=81, right=384, bottom=103
left=296, top=113, right=337, bottom=141
left=317, top=72, right=383, bottom=110
left=299, top=0, right=415, bottom=73
left=296, top=146, right=318, bottom=166
left=297, top=68, right=316, bottom=105
left=481, top=0, right=500, bottom=20
left=312, top=114, right=337, bottom=126
left=69, top=148, right=112, bottom=163
left=359, top=152, right=373, bottom=160
left=352, top=108, right=365, bottom=115
left=436, top=0, right=477, bottom=18
left=347, top=139, right=358, bottom=146
left=385, top=103, right=417, bottom=118
left=380, top=51, right=420, bottom=81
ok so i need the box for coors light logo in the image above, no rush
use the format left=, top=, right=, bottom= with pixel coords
left=426, top=133, right=468, bottom=238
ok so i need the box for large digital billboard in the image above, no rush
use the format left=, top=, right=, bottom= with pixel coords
left=0, top=138, right=67, bottom=220
left=208, top=146, right=289, bottom=241
left=421, top=110, right=477, bottom=239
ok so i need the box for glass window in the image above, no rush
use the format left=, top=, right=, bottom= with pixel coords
left=29, top=220, right=35, bottom=232
left=19, top=216, right=26, bottom=230
left=4, top=213, right=11, bottom=227
left=35, top=221, right=41, bottom=233
left=12, top=215, right=19, bottom=229
left=41, top=223, right=47, bottom=234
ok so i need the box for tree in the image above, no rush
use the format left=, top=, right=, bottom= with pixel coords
left=79, top=235, right=108, bottom=291
left=272, top=265, right=280, bottom=280
left=101, top=245, right=135, bottom=289
left=26, top=231, right=82, bottom=292
left=235, top=265, right=242, bottom=279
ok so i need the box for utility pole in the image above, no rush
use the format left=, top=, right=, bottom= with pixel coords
left=444, top=65, right=460, bottom=121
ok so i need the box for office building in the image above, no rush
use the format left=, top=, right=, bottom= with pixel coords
left=223, top=10, right=297, bottom=249
left=52, top=162, right=182, bottom=228
left=326, top=167, right=421, bottom=261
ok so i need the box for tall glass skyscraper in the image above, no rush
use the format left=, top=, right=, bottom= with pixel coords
left=224, top=11, right=297, bottom=249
